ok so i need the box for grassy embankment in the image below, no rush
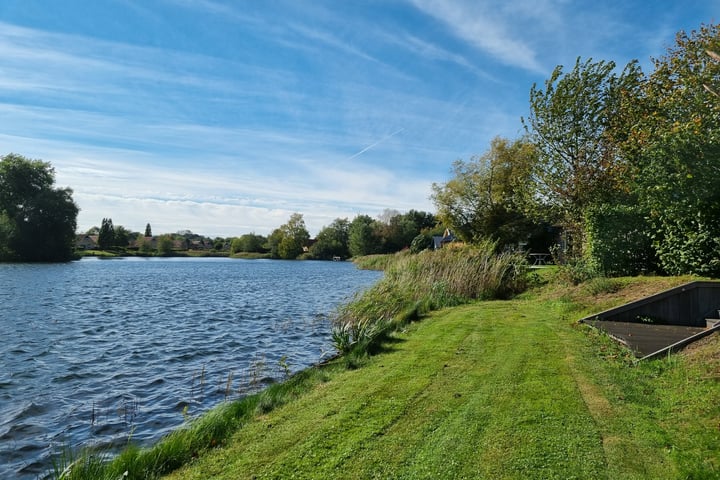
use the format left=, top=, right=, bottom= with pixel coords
left=57, top=246, right=720, bottom=479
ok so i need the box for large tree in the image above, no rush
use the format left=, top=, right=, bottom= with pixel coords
left=310, top=218, right=350, bottom=260
left=348, top=214, right=381, bottom=257
left=431, top=137, right=544, bottom=250
left=0, top=154, right=79, bottom=262
left=268, top=213, right=310, bottom=259
left=231, top=233, right=267, bottom=254
left=97, top=218, right=115, bottom=250
left=623, top=24, right=720, bottom=275
left=522, top=58, right=643, bottom=256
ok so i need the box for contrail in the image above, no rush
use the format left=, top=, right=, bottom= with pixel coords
left=346, top=128, right=405, bottom=161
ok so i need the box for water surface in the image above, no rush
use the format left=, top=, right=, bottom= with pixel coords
left=0, top=257, right=381, bottom=478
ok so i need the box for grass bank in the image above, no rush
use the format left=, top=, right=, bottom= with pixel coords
left=158, top=274, right=718, bottom=480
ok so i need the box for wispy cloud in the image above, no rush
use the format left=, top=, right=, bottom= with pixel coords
left=4, top=1, right=704, bottom=237
left=409, top=0, right=545, bottom=73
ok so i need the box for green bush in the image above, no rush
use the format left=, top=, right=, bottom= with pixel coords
left=651, top=208, right=720, bottom=277
left=409, top=232, right=433, bottom=253
left=556, top=256, right=599, bottom=285
left=583, top=203, right=656, bottom=276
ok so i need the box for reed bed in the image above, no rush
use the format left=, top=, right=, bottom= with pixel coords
left=333, top=241, right=528, bottom=357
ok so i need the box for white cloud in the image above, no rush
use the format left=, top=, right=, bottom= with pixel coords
left=410, top=0, right=545, bottom=73
left=0, top=5, right=539, bottom=238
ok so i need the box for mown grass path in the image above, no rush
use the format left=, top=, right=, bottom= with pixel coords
left=165, top=283, right=719, bottom=479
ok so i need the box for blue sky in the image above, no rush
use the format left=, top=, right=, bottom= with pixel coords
left=0, top=1, right=717, bottom=236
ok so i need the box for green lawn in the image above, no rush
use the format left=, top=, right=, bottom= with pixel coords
left=164, top=277, right=720, bottom=479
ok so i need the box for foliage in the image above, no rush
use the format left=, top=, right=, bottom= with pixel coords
left=0, top=153, right=79, bottom=262
left=97, top=218, right=115, bottom=250
left=623, top=24, right=720, bottom=276
left=409, top=232, right=433, bottom=253
left=137, top=235, right=153, bottom=254
left=352, top=253, right=400, bottom=271
left=96, top=219, right=133, bottom=250
left=267, top=213, right=310, bottom=259
left=376, top=209, right=424, bottom=252
left=555, top=256, right=599, bottom=285
left=583, top=203, right=656, bottom=276
left=230, top=233, right=266, bottom=254
left=523, top=58, right=643, bottom=256
left=114, top=225, right=132, bottom=248
left=156, top=235, right=174, bottom=255
left=309, top=218, right=350, bottom=260
left=348, top=214, right=382, bottom=257
left=144, top=223, right=152, bottom=237
left=431, top=137, right=539, bottom=250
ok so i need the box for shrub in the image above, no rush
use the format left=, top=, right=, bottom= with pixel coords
left=583, top=203, right=656, bottom=276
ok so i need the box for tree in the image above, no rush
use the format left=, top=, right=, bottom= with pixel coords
left=522, top=58, right=643, bottom=256
left=348, top=214, right=381, bottom=257
left=268, top=213, right=310, bottom=259
left=97, top=218, right=115, bottom=250
left=0, top=153, right=78, bottom=261
left=310, top=218, right=350, bottom=260
left=431, top=137, right=542, bottom=250
left=114, top=225, right=132, bottom=248
left=410, top=232, right=433, bottom=253
left=144, top=223, right=152, bottom=237
left=157, top=234, right=174, bottom=255
left=621, top=24, right=720, bottom=275
left=138, top=234, right=153, bottom=254
left=375, top=211, right=419, bottom=253
left=404, top=210, right=437, bottom=232
left=213, top=237, right=226, bottom=251
left=231, top=233, right=266, bottom=254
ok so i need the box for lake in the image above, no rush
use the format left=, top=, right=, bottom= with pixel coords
left=0, top=257, right=382, bottom=479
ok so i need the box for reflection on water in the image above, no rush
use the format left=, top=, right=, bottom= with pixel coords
left=0, top=257, right=381, bottom=479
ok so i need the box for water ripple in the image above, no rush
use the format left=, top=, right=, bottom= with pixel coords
left=0, top=257, right=381, bottom=479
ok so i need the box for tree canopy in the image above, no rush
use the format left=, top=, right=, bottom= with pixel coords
left=625, top=24, right=720, bottom=275
left=432, top=137, right=539, bottom=250
left=310, top=218, right=350, bottom=260
left=522, top=57, right=643, bottom=255
left=431, top=22, right=720, bottom=277
left=0, top=153, right=79, bottom=262
left=267, top=213, right=311, bottom=259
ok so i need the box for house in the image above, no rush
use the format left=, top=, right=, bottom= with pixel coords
left=75, top=234, right=99, bottom=250
left=432, top=229, right=456, bottom=250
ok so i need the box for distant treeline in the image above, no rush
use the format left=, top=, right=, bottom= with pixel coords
left=75, top=210, right=441, bottom=261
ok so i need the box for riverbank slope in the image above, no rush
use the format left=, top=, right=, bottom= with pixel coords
left=164, top=276, right=720, bottom=479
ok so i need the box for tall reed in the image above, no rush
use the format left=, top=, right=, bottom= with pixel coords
left=333, top=241, right=528, bottom=356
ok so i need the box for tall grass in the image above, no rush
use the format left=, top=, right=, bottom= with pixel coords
left=352, top=253, right=401, bottom=270
left=333, top=241, right=528, bottom=358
